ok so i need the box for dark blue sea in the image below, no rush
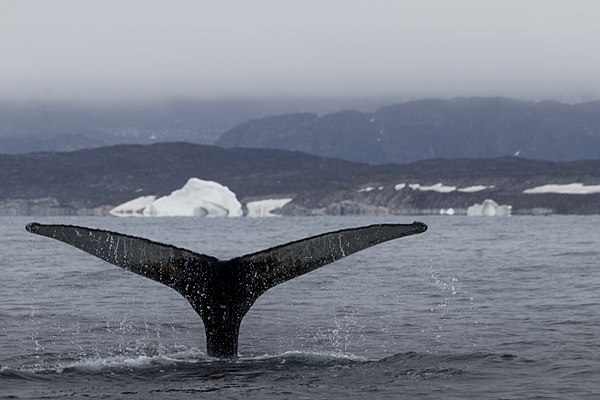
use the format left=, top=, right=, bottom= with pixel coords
left=1, top=216, right=599, bottom=399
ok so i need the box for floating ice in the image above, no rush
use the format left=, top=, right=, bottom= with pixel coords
left=467, top=199, right=512, bottom=217
left=394, top=183, right=406, bottom=191
left=440, top=208, right=455, bottom=215
left=143, top=178, right=243, bottom=217
left=523, top=183, right=600, bottom=194
left=246, top=198, right=292, bottom=217
left=111, top=179, right=293, bottom=218
left=109, top=195, right=156, bottom=216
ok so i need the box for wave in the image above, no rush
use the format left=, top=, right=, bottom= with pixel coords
left=378, top=351, right=517, bottom=364
left=553, top=250, right=600, bottom=257
left=1, top=347, right=519, bottom=382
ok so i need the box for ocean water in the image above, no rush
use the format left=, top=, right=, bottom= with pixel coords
left=1, top=215, right=598, bottom=399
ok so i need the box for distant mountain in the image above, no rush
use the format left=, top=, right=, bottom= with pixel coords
left=1, top=133, right=111, bottom=154
left=216, top=97, right=600, bottom=164
left=0, top=98, right=391, bottom=154
left=1, top=142, right=600, bottom=215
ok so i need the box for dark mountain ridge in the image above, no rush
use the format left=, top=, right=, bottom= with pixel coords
left=0, top=142, right=364, bottom=211
left=217, top=97, right=600, bottom=164
left=1, top=142, right=600, bottom=215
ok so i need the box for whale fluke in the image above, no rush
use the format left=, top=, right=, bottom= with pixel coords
left=26, top=221, right=427, bottom=358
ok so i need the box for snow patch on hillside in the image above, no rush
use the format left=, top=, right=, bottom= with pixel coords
left=523, top=183, right=600, bottom=194
left=357, top=186, right=384, bottom=192
left=458, top=185, right=494, bottom=193
left=409, top=183, right=457, bottom=193
left=396, top=183, right=493, bottom=193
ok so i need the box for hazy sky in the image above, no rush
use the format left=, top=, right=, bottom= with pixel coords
left=1, top=0, right=599, bottom=101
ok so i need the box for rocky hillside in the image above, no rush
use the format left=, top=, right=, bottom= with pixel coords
left=217, top=97, right=600, bottom=164
left=1, top=143, right=600, bottom=216
left=0, top=143, right=363, bottom=214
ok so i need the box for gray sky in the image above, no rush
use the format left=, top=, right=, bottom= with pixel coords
left=1, top=0, right=599, bottom=101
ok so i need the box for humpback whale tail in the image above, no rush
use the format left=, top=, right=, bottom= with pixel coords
left=26, top=221, right=427, bottom=358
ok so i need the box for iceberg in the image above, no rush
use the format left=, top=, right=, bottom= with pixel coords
left=246, top=198, right=292, bottom=217
left=143, top=178, right=243, bottom=217
left=467, top=199, right=512, bottom=217
left=109, top=196, right=156, bottom=216
left=439, top=208, right=455, bottom=215
left=523, top=183, right=600, bottom=194
left=110, top=179, right=297, bottom=218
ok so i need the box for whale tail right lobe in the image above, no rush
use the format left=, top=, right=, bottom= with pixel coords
left=231, top=222, right=428, bottom=296
left=26, top=221, right=427, bottom=357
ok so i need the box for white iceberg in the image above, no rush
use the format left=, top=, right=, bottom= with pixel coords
left=246, top=198, right=292, bottom=217
left=394, top=183, right=406, bottom=191
left=523, top=183, right=600, bottom=195
left=440, top=208, right=455, bottom=215
left=143, top=178, right=243, bottom=217
left=109, top=195, right=156, bottom=217
left=110, top=179, right=296, bottom=218
left=467, top=199, right=512, bottom=217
